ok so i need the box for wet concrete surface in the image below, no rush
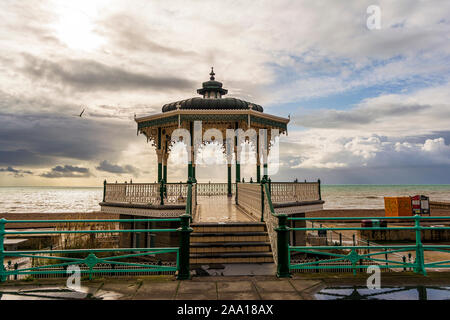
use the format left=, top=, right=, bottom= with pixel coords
left=196, top=196, right=253, bottom=222
left=2, top=272, right=450, bottom=300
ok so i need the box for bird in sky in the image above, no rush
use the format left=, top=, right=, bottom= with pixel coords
left=73, top=106, right=86, bottom=117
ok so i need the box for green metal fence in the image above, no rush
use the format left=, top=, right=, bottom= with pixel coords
left=0, top=180, right=195, bottom=282
left=260, top=179, right=450, bottom=277
left=288, top=215, right=450, bottom=276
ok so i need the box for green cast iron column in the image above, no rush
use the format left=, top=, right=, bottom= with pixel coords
left=188, top=163, right=193, bottom=180
left=235, top=162, right=240, bottom=204
left=0, top=218, right=6, bottom=282
left=318, top=179, right=322, bottom=200
left=414, top=215, right=426, bottom=275
left=263, top=163, right=268, bottom=179
left=227, top=164, right=232, bottom=197
left=256, top=133, right=261, bottom=182
left=177, top=213, right=193, bottom=280
left=163, top=140, right=168, bottom=183
left=188, top=121, right=193, bottom=180
left=276, top=214, right=291, bottom=278
left=103, top=179, right=106, bottom=202
left=163, top=164, right=167, bottom=183
left=159, top=179, right=165, bottom=205
left=158, top=162, right=163, bottom=182
left=157, top=127, right=162, bottom=182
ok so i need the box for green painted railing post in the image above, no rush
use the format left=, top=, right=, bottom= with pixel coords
left=276, top=214, right=291, bottom=278
left=159, top=179, right=165, bottom=205
left=103, top=179, right=107, bottom=202
left=414, top=215, right=427, bottom=275
left=0, top=218, right=6, bottom=282
left=177, top=214, right=192, bottom=280
left=260, top=177, right=266, bottom=222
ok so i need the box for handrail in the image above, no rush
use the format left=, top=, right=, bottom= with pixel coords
left=0, top=181, right=195, bottom=282
left=287, top=215, right=450, bottom=276
left=177, top=178, right=194, bottom=280
left=261, top=180, right=290, bottom=278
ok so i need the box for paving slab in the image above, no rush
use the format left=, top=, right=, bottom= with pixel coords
left=176, top=292, right=218, bottom=300
left=1, top=286, right=89, bottom=300
left=178, top=281, right=216, bottom=293
left=134, top=281, right=179, bottom=300
left=217, top=281, right=254, bottom=293
left=254, top=280, right=296, bottom=293
left=218, top=292, right=260, bottom=300
left=79, top=282, right=104, bottom=296
left=259, top=292, right=302, bottom=300
left=96, top=281, right=140, bottom=299
left=289, top=279, right=322, bottom=292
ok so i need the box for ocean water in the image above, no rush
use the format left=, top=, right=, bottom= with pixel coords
left=321, top=184, right=450, bottom=209
left=0, top=185, right=449, bottom=213
left=0, top=187, right=103, bottom=213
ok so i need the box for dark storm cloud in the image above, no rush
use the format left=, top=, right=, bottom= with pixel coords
left=294, top=103, right=430, bottom=128
left=41, top=165, right=91, bottom=178
left=0, top=149, right=52, bottom=166
left=0, top=110, right=136, bottom=167
left=0, top=166, right=33, bottom=177
left=96, top=160, right=139, bottom=176
left=19, top=54, right=195, bottom=92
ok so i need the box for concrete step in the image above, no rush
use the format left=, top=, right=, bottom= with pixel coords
left=190, top=241, right=271, bottom=254
left=191, top=222, right=266, bottom=233
left=190, top=232, right=269, bottom=243
left=190, top=252, right=274, bottom=264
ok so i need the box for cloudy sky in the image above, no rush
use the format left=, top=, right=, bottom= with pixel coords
left=0, top=0, right=449, bottom=186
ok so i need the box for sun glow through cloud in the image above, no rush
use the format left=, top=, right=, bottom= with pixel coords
left=52, top=1, right=105, bottom=51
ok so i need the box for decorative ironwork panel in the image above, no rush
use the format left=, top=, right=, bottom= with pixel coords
left=105, top=183, right=160, bottom=204
left=237, top=183, right=261, bottom=220
left=196, top=183, right=235, bottom=196
left=165, top=183, right=188, bottom=204
left=270, top=182, right=320, bottom=203
left=263, top=189, right=279, bottom=265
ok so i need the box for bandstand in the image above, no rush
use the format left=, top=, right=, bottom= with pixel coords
left=100, top=69, right=324, bottom=274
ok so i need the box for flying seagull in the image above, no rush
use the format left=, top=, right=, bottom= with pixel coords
left=73, top=106, right=86, bottom=117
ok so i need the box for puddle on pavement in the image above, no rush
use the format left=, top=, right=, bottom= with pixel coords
left=0, top=286, right=122, bottom=300
left=315, top=285, right=450, bottom=300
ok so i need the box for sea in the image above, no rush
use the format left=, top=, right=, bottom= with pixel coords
left=0, top=185, right=449, bottom=213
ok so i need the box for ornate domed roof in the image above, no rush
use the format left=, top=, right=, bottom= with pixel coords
left=162, top=68, right=263, bottom=113
left=162, top=97, right=263, bottom=112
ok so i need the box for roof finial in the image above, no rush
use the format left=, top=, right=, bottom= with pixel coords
left=210, top=67, right=215, bottom=80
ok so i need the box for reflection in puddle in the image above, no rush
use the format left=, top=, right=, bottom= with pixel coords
left=0, top=286, right=122, bottom=300
left=315, top=286, right=450, bottom=300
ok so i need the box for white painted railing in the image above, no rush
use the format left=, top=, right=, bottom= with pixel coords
left=196, top=183, right=235, bottom=196
left=270, top=182, right=320, bottom=203
left=236, top=183, right=261, bottom=221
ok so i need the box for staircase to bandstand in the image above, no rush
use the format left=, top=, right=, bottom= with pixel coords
left=101, top=181, right=323, bottom=269
left=189, top=222, right=274, bottom=264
